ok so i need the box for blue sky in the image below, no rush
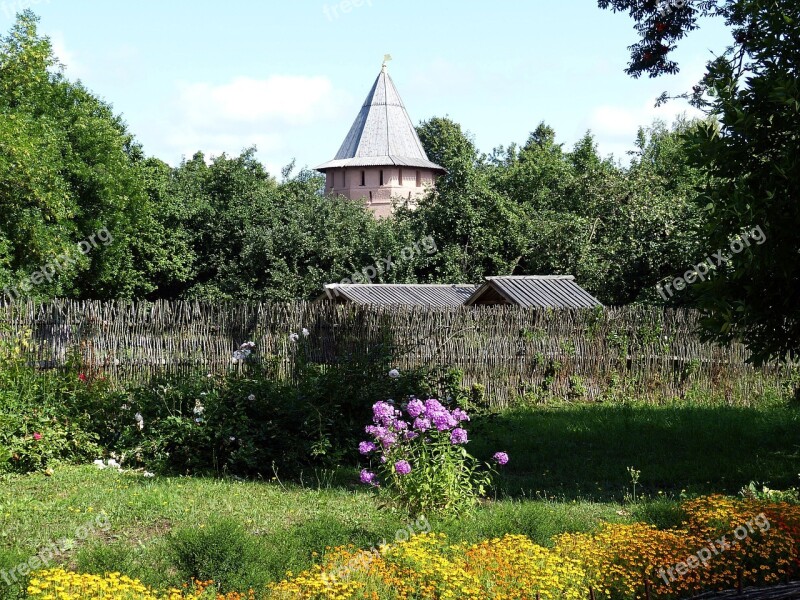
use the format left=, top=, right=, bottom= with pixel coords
left=2, top=0, right=732, bottom=174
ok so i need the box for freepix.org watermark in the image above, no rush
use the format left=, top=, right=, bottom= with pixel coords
left=334, top=235, right=437, bottom=286
left=1, top=513, right=110, bottom=586
left=321, top=515, right=430, bottom=586
left=322, top=0, right=372, bottom=21
left=656, top=225, right=766, bottom=300
left=657, top=512, right=770, bottom=586
left=1, top=0, right=49, bottom=20
left=2, top=227, right=113, bottom=303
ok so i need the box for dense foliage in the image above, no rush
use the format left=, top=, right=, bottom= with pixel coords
left=0, top=11, right=708, bottom=308
left=597, top=0, right=800, bottom=362
left=0, top=323, right=483, bottom=478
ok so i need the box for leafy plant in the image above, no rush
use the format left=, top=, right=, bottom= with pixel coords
left=358, top=399, right=507, bottom=515
left=0, top=326, right=100, bottom=474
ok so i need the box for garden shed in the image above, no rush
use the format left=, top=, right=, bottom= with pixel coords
left=464, top=276, right=602, bottom=309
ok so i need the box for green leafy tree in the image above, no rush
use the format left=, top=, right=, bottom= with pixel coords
left=599, top=0, right=800, bottom=362
left=0, top=12, right=189, bottom=299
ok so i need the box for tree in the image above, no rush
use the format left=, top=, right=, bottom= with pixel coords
left=598, top=0, right=800, bottom=362
left=0, top=11, right=189, bottom=299
left=405, top=118, right=529, bottom=283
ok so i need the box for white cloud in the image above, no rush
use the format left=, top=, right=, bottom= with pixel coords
left=159, top=75, right=351, bottom=166
left=590, top=101, right=701, bottom=141
left=586, top=60, right=709, bottom=161
left=49, top=32, right=86, bottom=79
left=178, top=75, right=344, bottom=125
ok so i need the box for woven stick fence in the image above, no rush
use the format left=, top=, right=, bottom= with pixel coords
left=0, top=301, right=789, bottom=407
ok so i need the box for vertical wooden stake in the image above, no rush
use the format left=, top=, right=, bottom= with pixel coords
left=644, top=576, right=651, bottom=600
left=737, top=567, right=743, bottom=594
left=589, top=587, right=596, bottom=600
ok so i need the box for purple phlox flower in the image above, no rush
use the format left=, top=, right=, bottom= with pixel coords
left=394, top=460, right=411, bottom=475
left=372, top=401, right=396, bottom=425
left=404, top=430, right=419, bottom=441
left=360, top=469, right=378, bottom=485
left=379, top=431, right=397, bottom=449
left=413, top=416, right=431, bottom=432
left=380, top=455, right=387, bottom=463
left=365, top=425, right=386, bottom=437
left=450, top=428, right=469, bottom=445
left=391, top=419, right=409, bottom=431
left=431, top=410, right=458, bottom=432
left=406, top=398, right=426, bottom=419
left=359, top=441, right=377, bottom=455
left=493, top=452, right=510, bottom=466
left=388, top=369, right=400, bottom=379
left=453, top=408, right=470, bottom=423
left=424, top=398, right=445, bottom=414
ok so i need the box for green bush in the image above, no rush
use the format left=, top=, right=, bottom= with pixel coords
left=0, top=324, right=476, bottom=479
left=168, top=518, right=268, bottom=594
left=0, top=328, right=100, bottom=474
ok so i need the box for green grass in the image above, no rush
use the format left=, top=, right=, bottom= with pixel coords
left=0, top=466, right=634, bottom=596
left=471, top=402, right=800, bottom=500
left=1, top=400, right=799, bottom=596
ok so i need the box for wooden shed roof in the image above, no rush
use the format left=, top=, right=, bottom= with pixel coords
left=319, top=283, right=477, bottom=307
left=464, top=276, right=602, bottom=309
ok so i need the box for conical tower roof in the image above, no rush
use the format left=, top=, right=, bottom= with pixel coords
left=316, top=66, right=444, bottom=172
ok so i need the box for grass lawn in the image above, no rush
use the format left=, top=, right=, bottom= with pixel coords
left=472, top=401, right=800, bottom=499
left=0, top=466, right=634, bottom=596
left=1, top=400, right=798, bottom=597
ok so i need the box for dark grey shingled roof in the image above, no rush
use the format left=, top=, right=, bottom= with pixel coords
left=464, top=276, right=603, bottom=309
left=320, top=284, right=477, bottom=307
left=316, top=67, right=445, bottom=172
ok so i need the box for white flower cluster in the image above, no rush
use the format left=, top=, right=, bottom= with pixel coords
left=93, top=458, right=154, bottom=478
left=232, top=341, right=256, bottom=363
left=193, top=399, right=205, bottom=423
left=289, top=328, right=310, bottom=343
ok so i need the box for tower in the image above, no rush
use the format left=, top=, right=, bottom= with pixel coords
left=316, top=60, right=445, bottom=218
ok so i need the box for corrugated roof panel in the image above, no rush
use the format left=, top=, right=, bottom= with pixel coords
left=467, top=276, right=602, bottom=309
left=322, top=284, right=477, bottom=307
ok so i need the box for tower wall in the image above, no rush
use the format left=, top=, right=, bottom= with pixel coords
left=325, top=167, right=438, bottom=218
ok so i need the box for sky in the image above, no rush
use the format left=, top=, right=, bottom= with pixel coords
left=2, top=0, right=733, bottom=175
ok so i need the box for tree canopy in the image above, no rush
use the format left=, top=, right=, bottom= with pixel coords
left=598, top=0, right=799, bottom=362
left=0, top=10, right=715, bottom=319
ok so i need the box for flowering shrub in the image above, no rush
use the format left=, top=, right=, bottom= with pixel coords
left=358, top=399, right=505, bottom=514
left=272, top=496, right=800, bottom=600
left=25, top=570, right=253, bottom=599
left=0, top=327, right=101, bottom=474
left=269, top=532, right=588, bottom=599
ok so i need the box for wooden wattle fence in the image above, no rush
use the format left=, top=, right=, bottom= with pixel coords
left=0, top=300, right=790, bottom=407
